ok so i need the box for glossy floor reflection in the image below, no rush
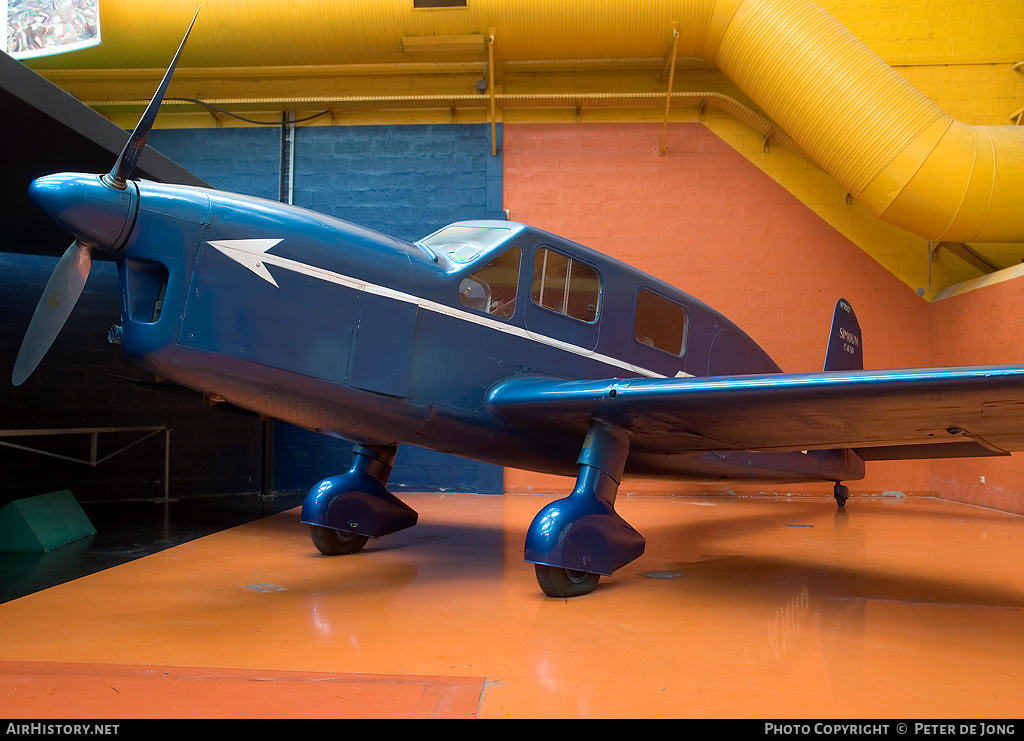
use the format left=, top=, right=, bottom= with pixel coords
left=0, top=493, right=1021, bottom=718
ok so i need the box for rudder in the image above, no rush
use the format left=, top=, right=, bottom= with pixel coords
left=824, top=298, right=862, bottom=371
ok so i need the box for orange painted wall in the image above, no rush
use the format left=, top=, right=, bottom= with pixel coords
left=500, top=122, right=1024, bottom=510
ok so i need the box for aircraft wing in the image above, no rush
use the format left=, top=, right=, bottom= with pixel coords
left=486, top=365, right=1024, bottom=459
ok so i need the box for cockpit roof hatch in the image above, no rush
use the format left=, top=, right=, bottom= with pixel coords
left=417, top=221, right=527, bottom=268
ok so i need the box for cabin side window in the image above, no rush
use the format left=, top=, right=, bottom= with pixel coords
left=634, top=289, right=687, bottom=356
left=530, top=248, right=600, bottom=323
left=458, top=245, right=521, bottom=320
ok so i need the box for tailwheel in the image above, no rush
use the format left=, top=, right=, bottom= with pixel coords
left=833, top=482, right=851, bottom=508
left=310, top=525, right=369, bottom=555
left=535, top=564, right=601, bottom=598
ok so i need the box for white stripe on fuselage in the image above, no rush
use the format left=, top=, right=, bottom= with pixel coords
left=207, top=239, right=691, bottom=380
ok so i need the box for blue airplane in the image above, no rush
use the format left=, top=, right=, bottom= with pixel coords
left=14, top=13, right=1024, bottom=596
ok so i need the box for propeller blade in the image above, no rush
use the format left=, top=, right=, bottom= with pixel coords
left=12, top=241, right=93, bottom=386
left=105, top=7, right=201, bottom=189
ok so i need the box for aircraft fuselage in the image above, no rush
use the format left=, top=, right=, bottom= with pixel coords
left=111, top=179, right=862, bottom=484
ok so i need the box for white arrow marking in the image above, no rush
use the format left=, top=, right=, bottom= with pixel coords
left=208, top=239, right=284, bottom=287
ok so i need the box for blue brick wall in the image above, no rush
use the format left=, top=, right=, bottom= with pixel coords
left=293, top=124, right=503, bottom=242
left=147, top=123, right=505, bottom=495
left=148, top=127, right=280, bottom=200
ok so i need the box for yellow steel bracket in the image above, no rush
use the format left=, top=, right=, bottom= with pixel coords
left=488, top=28, right=497, bottom=156
left=659, top=24, right=680, bottom=157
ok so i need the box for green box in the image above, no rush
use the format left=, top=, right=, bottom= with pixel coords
left=0, top=490, right=96, bottom=552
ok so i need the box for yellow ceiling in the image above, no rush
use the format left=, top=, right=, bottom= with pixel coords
left=27, top=0, right=703, bottom=68
left=20, top=0, right=1024, bottom=298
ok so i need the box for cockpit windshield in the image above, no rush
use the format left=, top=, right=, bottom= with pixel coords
left=417, top=224, right=515, bottom=264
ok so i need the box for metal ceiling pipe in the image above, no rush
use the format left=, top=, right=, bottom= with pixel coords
left=702, top=0, right=1023, bottom=243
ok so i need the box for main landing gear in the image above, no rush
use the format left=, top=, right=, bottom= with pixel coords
left=301, top=423, right=644, bottom=600
left=833, top=481, right=851, bottom=508
left=524, top=420, right=645, bottom=598
left=301, top=443, right=418, bottom=554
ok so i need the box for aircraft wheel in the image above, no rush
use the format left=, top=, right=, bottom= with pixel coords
left=833, top=483, right=851, bottom=508
left=310, top=525, right=369, bottom=555
left=535, top=564, right=601, bottom=598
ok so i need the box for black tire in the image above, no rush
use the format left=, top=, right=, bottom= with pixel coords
left=310, top=525, right=369, bottom=555
left=535, top=564, right=601, bottom=597
left=833, top=483, right=850, bottom=508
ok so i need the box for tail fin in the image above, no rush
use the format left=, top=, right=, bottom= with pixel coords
left=824, top=298, right=862, bottom=371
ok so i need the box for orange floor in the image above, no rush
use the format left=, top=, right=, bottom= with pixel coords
left=0, top=492, right=1022, bottom=719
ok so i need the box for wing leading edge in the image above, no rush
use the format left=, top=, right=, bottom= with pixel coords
left=486, top=365, right=1024, bottom=459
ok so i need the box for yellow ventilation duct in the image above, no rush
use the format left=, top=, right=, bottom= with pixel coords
left=702, top=0, right=1022, bottom=243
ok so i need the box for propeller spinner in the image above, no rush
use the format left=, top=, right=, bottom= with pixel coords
left=12, top=8, right=201, bottom=386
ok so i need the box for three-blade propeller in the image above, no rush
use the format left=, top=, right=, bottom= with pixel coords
left=12, top=8, right=201, bottom=386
